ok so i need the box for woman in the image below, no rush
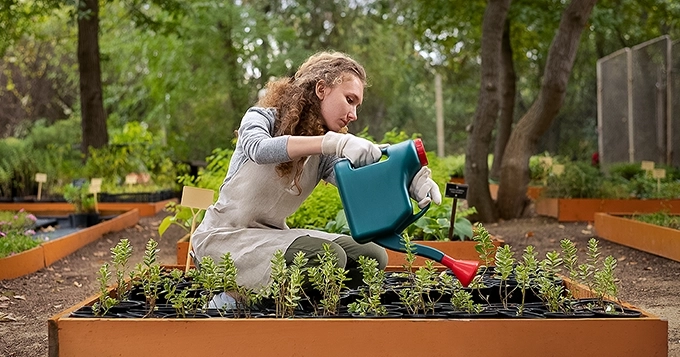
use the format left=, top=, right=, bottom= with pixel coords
left=192, top=51, right=441, bottom=290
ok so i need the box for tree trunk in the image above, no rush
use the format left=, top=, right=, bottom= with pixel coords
left=464, top=0, right=511, bottom=223
left=78, top=0, right=108, bottom=157
left=490, top=18, right=516, bottom=181
left=496, top=0, right=597, bottom=219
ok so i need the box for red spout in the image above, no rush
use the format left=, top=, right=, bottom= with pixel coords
left=413, top=138, right=428, bottom=167
left=441, top=255, right=479, bottom=287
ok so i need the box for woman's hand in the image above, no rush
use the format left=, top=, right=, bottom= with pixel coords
left=322, top=132, right=381, bottom=167
left=409, top=166, right=442, bottom=208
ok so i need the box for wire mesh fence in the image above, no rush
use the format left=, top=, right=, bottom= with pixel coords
left=597, top=35, right=677, bottom=168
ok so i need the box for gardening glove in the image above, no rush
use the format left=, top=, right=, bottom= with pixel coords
left=322, top=131, right=382, bottom=167
left=409, top=166, right=442, bottom=209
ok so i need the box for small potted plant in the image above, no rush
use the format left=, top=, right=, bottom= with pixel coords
left=63, top=182, right=99, bottom=227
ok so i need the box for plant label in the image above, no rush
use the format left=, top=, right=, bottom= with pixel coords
left=181, top=186, right=215, bottom=209
left=125, top=174, right=138, bottom=185
left=445, top=183, right=468, bottom=199
left=35, top=173, right=47, bottom=183
left=552, top=164, right=565, bottom=176
left=653, top=168, right=666, bottom=179
left=641, top=161, right=655, bottom=171
left=89, top=178, right=103, bottom=194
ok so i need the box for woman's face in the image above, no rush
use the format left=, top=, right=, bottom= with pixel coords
left=316, top=75, right=364, bottom=132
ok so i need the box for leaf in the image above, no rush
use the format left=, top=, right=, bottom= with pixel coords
left=158, top=216, right=173, bottom=236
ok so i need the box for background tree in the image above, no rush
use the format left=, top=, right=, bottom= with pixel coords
left=494, top=0, right=598, bottom=220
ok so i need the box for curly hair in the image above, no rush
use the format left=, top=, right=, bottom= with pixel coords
left=257, top=51, right=367, bottom=193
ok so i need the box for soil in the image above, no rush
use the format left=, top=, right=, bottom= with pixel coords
left=1, top=211, right=679, bottom=356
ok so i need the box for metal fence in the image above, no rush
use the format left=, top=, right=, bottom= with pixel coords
left=597, top=35, right=678, bottom=168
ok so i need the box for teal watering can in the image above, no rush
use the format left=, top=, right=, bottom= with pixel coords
left=334, top=139, right=479, bottom=287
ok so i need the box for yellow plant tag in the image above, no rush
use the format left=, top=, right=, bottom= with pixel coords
left=641, top=161, right=655, bottom=171
left=34, top=173, right=47, bottom=183
left=539, top=157, right=553, bottom=167
left=652, top=168, right=666, bottom=179
left=181, top=186, right=215, bottom=210
left=552, top=164, right=565, bottom=176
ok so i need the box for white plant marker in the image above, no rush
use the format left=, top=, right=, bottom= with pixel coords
left=89, top=178, right=103, bottom=213
left=641, top=161, right=655, bottom=178
left=180, top=186, right=215, bottom=272
left=35, top=173, right=47, bottom=201
left=125, top=173, right=138, bottom=186
left=652, top=168, right=666, bottom=194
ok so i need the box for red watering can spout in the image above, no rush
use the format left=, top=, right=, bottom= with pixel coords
left=441, top=255, right=479, bottom=287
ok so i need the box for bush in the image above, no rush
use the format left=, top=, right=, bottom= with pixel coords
left=0, top=210, right=43, bottom=258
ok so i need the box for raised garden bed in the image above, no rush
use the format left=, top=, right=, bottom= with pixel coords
left=0, top=209, right=140, bottom=280
left=594, top=212, right=680, bottom=263
left=0, top=199, right=175, bottom=218
left=535, top=197, right=680, bottom=222
left=48, top=268, right=668, bottom=356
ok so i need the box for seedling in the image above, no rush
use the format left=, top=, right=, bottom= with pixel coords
left=594, top=255, right=619, bottom=311
left=514, top=245, right=538, bottom=315
left=132, top=239, right=162, bottom=317
left=494, top=245, right=516, bottom=309
left=537, top=251, right=567, bottom=313
left=307, top=243, right=349, bottom=316
left=111, top=239, right=133, bottom=301
left=347, top=256, right=387, bottom=316
left=265, top=250, right=308, bottom=318
left=450, top=290, right=483, bottom=314
left=92, top=263, right=118, bottom=316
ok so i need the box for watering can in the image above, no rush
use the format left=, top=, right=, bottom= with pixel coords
left=334, top=138, right=479, bottom=287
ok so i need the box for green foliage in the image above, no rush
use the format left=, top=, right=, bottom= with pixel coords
left=494, top=245, right=516, bottom=309
left=347, top=256, right=387, bottom=316
left=632, top=211, right=680, bottom=230
left=92, top=263, right=118, bottom=317
left=132, top=238, right=163, bottom=316
left=287, top=183, right=344, bottom=230
left=265, top=250, right=309, bottom=318
left=543, top=161, right=603, bottom=198
left=307, top=243, right=350, bottom=316
left=158, top=201, right=198, bottom=237
left=85, top=121, right=181, bottom=190
left=0, top=210, right=42, bottom=258
left=62, top=182, right=96, bottom=213
left=407, top=203, right=476, bottom=241
left=111, top=239, right=133, bottom=301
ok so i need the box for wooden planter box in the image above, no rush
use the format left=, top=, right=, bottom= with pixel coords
left=48, top=276, right=668, bottom=357
left=535, top=197, right=680, bottom=222
left=594, top=213, right=680, bottom=263
left=488, top=183, right=544, bottom=201
left=0, top=199, right=176, bottom=218
left=0, top=209, right=140, bottom=280
left=177, top=238, right=505, bottom=268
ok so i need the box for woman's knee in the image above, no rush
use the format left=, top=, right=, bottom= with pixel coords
left=333, top=236, right=388, bottom=269
left=286, top=236, right=347, bottom=267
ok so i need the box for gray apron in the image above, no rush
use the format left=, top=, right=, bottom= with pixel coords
left=192, top=155, right=342, bottom=289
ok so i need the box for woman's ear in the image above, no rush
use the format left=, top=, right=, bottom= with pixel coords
left=315, top=80, right=326, bottom=100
